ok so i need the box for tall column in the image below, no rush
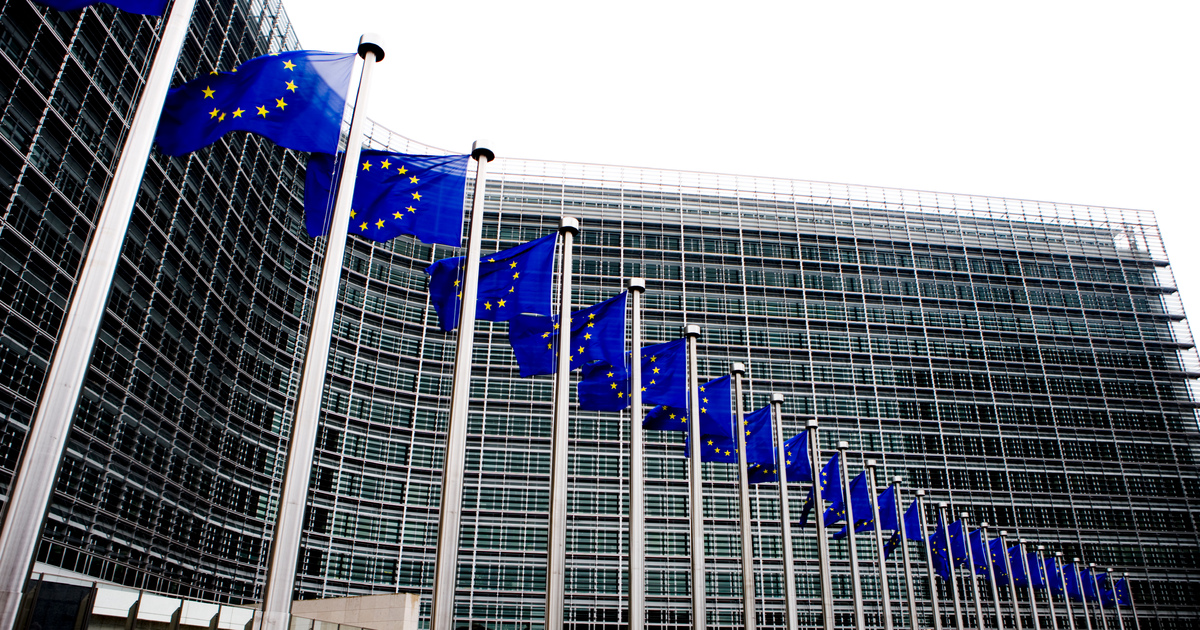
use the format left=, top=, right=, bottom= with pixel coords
left=837, top=442, right=865, bottom=630
left=936, top=503, right=962, bottom=630
left=627, top=278, right=646, bottom=630
left=810, top=422, right=834, bottom=630
left=259, top=35, right=386, bottom=630
left=730, top=365, right=755, bottom=630
left=771, top=394, right=797, bottom=630
left=893, top=479, right=919, bottom=630
left=544, top=217, right=580, bottom=630
left=685, top=324, right=705, bottom=630
left=917, top=492, right=943, bottom=630
left=430, top=138, right=496, bottom=630
left=865, top=461, right=893, bottom=630
left=960, top=513, right=985, bottom=630
left=0, top=1, right=201, bottom=627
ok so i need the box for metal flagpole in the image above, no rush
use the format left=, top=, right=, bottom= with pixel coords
left=628, top=278, right=646, bottom=630
left=1122, top=573, right=1140, bottom=630
left=429, top=137, right=496, bottom=630
left=1107, top=569, right=1125, bottom=630
left=1073, top=559, right=1094, bottom=630
left=865, top=461, right=893, bottom=630
left=771, top=394, right=798, bottom=630
left=731, top=364, right=756, bottom=630
left=810, top=421, right=834, bottom=630
left=685, top=324, right=705, bottom=630
left=936, top=504, right=962, bottom=630
left=545, top=217, right=580, bottom=630
left=893, top=479, right=919, bottom=630
left=917, top=492, right=943, bottom=630
left=1088, top=564, right=1109, bottom=630
left=980, top=523, right=1004, bottom=630
left=1038, top=547, right=1059, bottom=630
left=1056, top=553, right=1077, bottom=630
left=1017, top=538, right=1038, bottom=630
left=997, top=531, right=1025, bottom=630
left=960, top=513, right=986, bottom=630
left=836, top=442, right=865, bottom=630
left=259, top=35, right=385, bottom=630
left=0, top=0, right=200, bottom=624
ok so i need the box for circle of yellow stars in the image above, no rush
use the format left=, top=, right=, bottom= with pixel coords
left=202, top=55, right=298, bottom=123
left=350, top=157, right=422, bottom=234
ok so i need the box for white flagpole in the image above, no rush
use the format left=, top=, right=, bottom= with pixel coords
left=892, top=479, right=918, bottom=630
left=259, top=35, right=385, bottom=630
left=628, top=278, right=646, bottom=630
left=980, top=524, right=1004, bottom=630
left=771, top=394, right=798, bottom=630
left=810, top=421, right=834, bottom=630
left=915, top=492, right=943, bottom=630
left=1108, top=569, right=1125, bottom=630
left=1073, top=559, right=1094, bottom=630
left=0, top=0, right=200, bottom=625
left=1122, top=572, right=1141, bottom=630
left=864, top=461, right=893, bottom=630
left=429, top=138, right=495, bottom=630
left=960, top=513, right=986, bottom=630
left=935, top=503, right=962, bottom=630
left=685, top=324, right=705, bottom=630
left=545, top=216, right=579, bottom=629
left=731, top=365, right=756, bottom=630
left=1037, top=546, right=1059, bottom=630
left=1089, top=563, right=1110, bottom=630
left=836, top=442, right=865, bottom=630
left=1057, top=553, right=1077, bottom=630
left=1018, top=538, right=1038, bottom=630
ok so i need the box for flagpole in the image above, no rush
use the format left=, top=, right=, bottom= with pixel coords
left=1122, top=573, right=1141, bottom=630
left=936, top=503, right=962, bottom=630
left=916, top=492, right=943, bottom=630
left=836, top=442, right=865, bottom=630
left=0, top=0, right=200, bottom=624
left=1018, top=539, right=1038, bottom=630
left=864, top=461, right=893, bottom=630
left=628, top=278, right=647, bottom=630
left=258, top=34, right=385, bottom=630
left=545, top=216, right=580, bottom=630
left=960, top=513, right=986, bottom=630
left=1057, top=553, right=1077, bottom=630
left=810, top=421, right=834, bottom=630
left=892, top=479, right=918, bottom=630
left=1038, top=547, right=1059, bottom=630
left=1089, top=563, right=1110, bottom=630
left=771, top=394, right=798, bottom=630
left=997, top=531, right=1025, bottom=630
left=731, top=365, right=756, bottom=630
left=980, top=523, right=1004, bottom=630
left=1107, top=569, right=1125, bottom=630
left=429, top=137, right=496, bottom=630
left=685, top=324, right=705, bottom=630
left=1073, top=559, right=1094, bottom=630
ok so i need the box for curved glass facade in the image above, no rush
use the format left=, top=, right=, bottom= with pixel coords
left=1, top=0, right=1198, bottom=628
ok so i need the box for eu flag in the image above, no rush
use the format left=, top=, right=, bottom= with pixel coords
left=748, top=429, right=810, bottom=484
left=989, top=538, right=1009, bottom=577
left=1009, top=545, right=1029, bottom=587
left=948, top=520, right=970, bottom=568
left=883, top=531, right=902, bottom=560
left=685, top=403, right=773, bottom=464
left=508, top=292, right=627, bottom=377
left=1114, top=577, right=1132, bottom=607
left=649, top=375, right=733, bottom=436
left=426, top=234, right=557, bottom=332
left=798, top=453, right=841, bottom=528
left=929, top=518, right=951, bottom=580
left=1080, top=567, right=1098, bottom=602
left=643, top=404, right=686, bottom=430
left=157, top=51, right=354, bottom=156
left=1028, top=552, right=1047, bottom=589
left=829, top=472, right=874, bottom=539
left=968, top=530, right=991, bottom=577
left=876, top=485, right=899, bottom=531
left=305, top=151, right=469, bottom=247
left=902, top=499, right=924, bottom=541
left=577, top=362, right=630, bottom=412
left=1046, top=556, right=1064, bottom=595
left=36, top=0, right=166, bottom=13
left=1064, top=564, right=1083, bottom=602
left=640, top=338, right=689, bottom=409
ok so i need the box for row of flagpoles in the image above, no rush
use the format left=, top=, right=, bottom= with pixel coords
left=0, top=4, right=1151, bottom=630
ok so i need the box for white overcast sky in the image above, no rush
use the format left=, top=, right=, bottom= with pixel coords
left=283, top=1, right=1200, bottom=326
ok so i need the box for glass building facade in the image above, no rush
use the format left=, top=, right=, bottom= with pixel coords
left=2, top=0, right=1199, bottom=629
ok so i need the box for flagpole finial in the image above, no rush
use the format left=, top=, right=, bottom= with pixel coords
left=866, top=458, right=876, bottom=468
left=1108, top=567, right=1115, bottom=573
left=960, top=512, right=969, bottom=519
left=1073, top=557, right=1081, bottom=562
left=558, top=216, right=580, bottom=235
left=1038, top=545, right=1046, bottom=551
left=771, top=392, right=784, bottom=404
left=891, top=475, right=902, bottom=485
left=1055, top=551, right=1064, bottom=557
left=627, top=277, right=646, bottom=292
left=684, top=324, right=700, bottom=338
left=836, top=440, right=849, bottom=451
left=916, top=489, right=925, bottom=497
left=937, top=501, right=947, bottom=508
left=980, top=521, right=989, bottom=529
left=358, top=33, right=386, bottom=61
left=731, top=362, right=746, bottom=376
left=471, top=140, right=495, bottom=162
left=1123, top=572, right=1129, bottom=577
left=806, top=419, right=818, bottom=428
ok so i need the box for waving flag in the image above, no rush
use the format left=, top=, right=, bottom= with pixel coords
left=798, top=453, right=841, bottom=528
left=902, top=499, right=923, bottom=541
left=930, top=518, right=951, bottom=580
left=508, top=292, right=627, bottom=377
left=749, top=430, right=810, bottom=484
left=36, top=0, right=167, bottom=14
left=686, top=403, right=773, bottom=464
left=577, top=362, right=630, bottom=412
left=426, top=234, right=556, bottom=331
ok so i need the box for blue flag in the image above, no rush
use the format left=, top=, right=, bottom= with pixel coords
left=969, top=530, right=991, bottom=577
left=883, top=530, right=902, bottom=560
left=748, top=429, right=809, bottom=484
left=577, top=362, right=630, bottom=412
left=948, top=520, right=970, bottom=568
left=929, top=518, right=951, bottom=580
left=508, top=292, right=627, bottom=377
left=989, top=538, right=1009, bottom=577
left=1064, top=564, right=1083, bottom=602
left=426, top=234, right=556, bottom=331
left=640, top=338, right=689, bottom=409
left=1080, top=567, right=1098, bottom=602
left=305, top=151, right=469, bottom=247
left=1114, top=578, right=1132, bottom=607
left=876, top=486, right=899, bottom=531
left=902, top=499, right=924, bottom=542
left=798, top=453, right=840, bottom=528
left=1009, top=545, right=1029, bottom=587
left=1100, top=584, right=1117, bottom=609
left=1046, top=556, right=1064, bottom=595
left=1028, top=551, right=1047, bottom=589
left=36, top=0, right=166, bottom=13
left=686, top=403, right=773, bottom=463
left=643, top=404, right=686, bottom=430
left=157, top=51, right=354, bottom=156
left=828, top=471, right=873, bottom=535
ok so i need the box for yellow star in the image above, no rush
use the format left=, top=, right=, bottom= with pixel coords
left=611, top=383, right=617, bottom=390
left=509, top=286, right=515, bottom=293
left=725, top=450, right=731, bottom=456
left=202, top=86, right=215, bottom=98
left=218, top=112, right=225, bottom=121
left=584, top=333, right=592, bottom=340
left=707, top=440, right=714, bottom=446
left=411, top=191, right=421, bottom=200
left=285, top=80, right=297, bottom=92
left=653, top=367, right=660, bottom=374
left=275, top=97, right=287, bottom=110
left=617, top=392, right=623, bottom=398
left=375, top=219, right=385, bottom=228
left=668, top=414, right=676, bottom=420
left=498, top=299, right=506, bottom=307
left=650, top=379, right=656, bottom=385
left=256, top=105, right=268, bottom=117
left=209, top=69, right=219, bottom=75
left=701, top=407, right=707, bottom=414
left=650, top=356, right=657, bottom=362
left=607, top=371, right=614, bottom=378
left=589, top=313, right=595, bottom=319
left=553, top=323, right=560, bottom=330
left=510, top=261, right=518, bottom=268
left=703, top=397, right=708, bottom=403
left=283, top=60, right=296, bottom=70
left=587, top=322, right=594, bottom=328
left=209, top=108, right=220, bottom=119
left=232, top=108, right=244, bottom=118
left=641, top=387, right=647, bottom=392
left=362, top=161, right=371, bottom=171
left=393, top=211, right=402, bottom=219
left=542, top=332, right=550, bottom=339
left=700, top=386, right=706, bottom=393
left=406, top=205, right=416, bottom=213
left=578, top=346, right=584, bottom=354
left=409, top=175, right=419, bottom=184
left=350, top=210, right=357, bottom=218
left=547, top=343, right=553, bottom=349
left=453, top=280, right=460, bottom=286
left=397, top=165, right=407, bottom=175
left=380, top=159, right=391, bottom=169
left=512, top=272, right=520, bottom=279
left=359, top=222, right=368, bottom=231
left=484, top=302, right=492, bottom=310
